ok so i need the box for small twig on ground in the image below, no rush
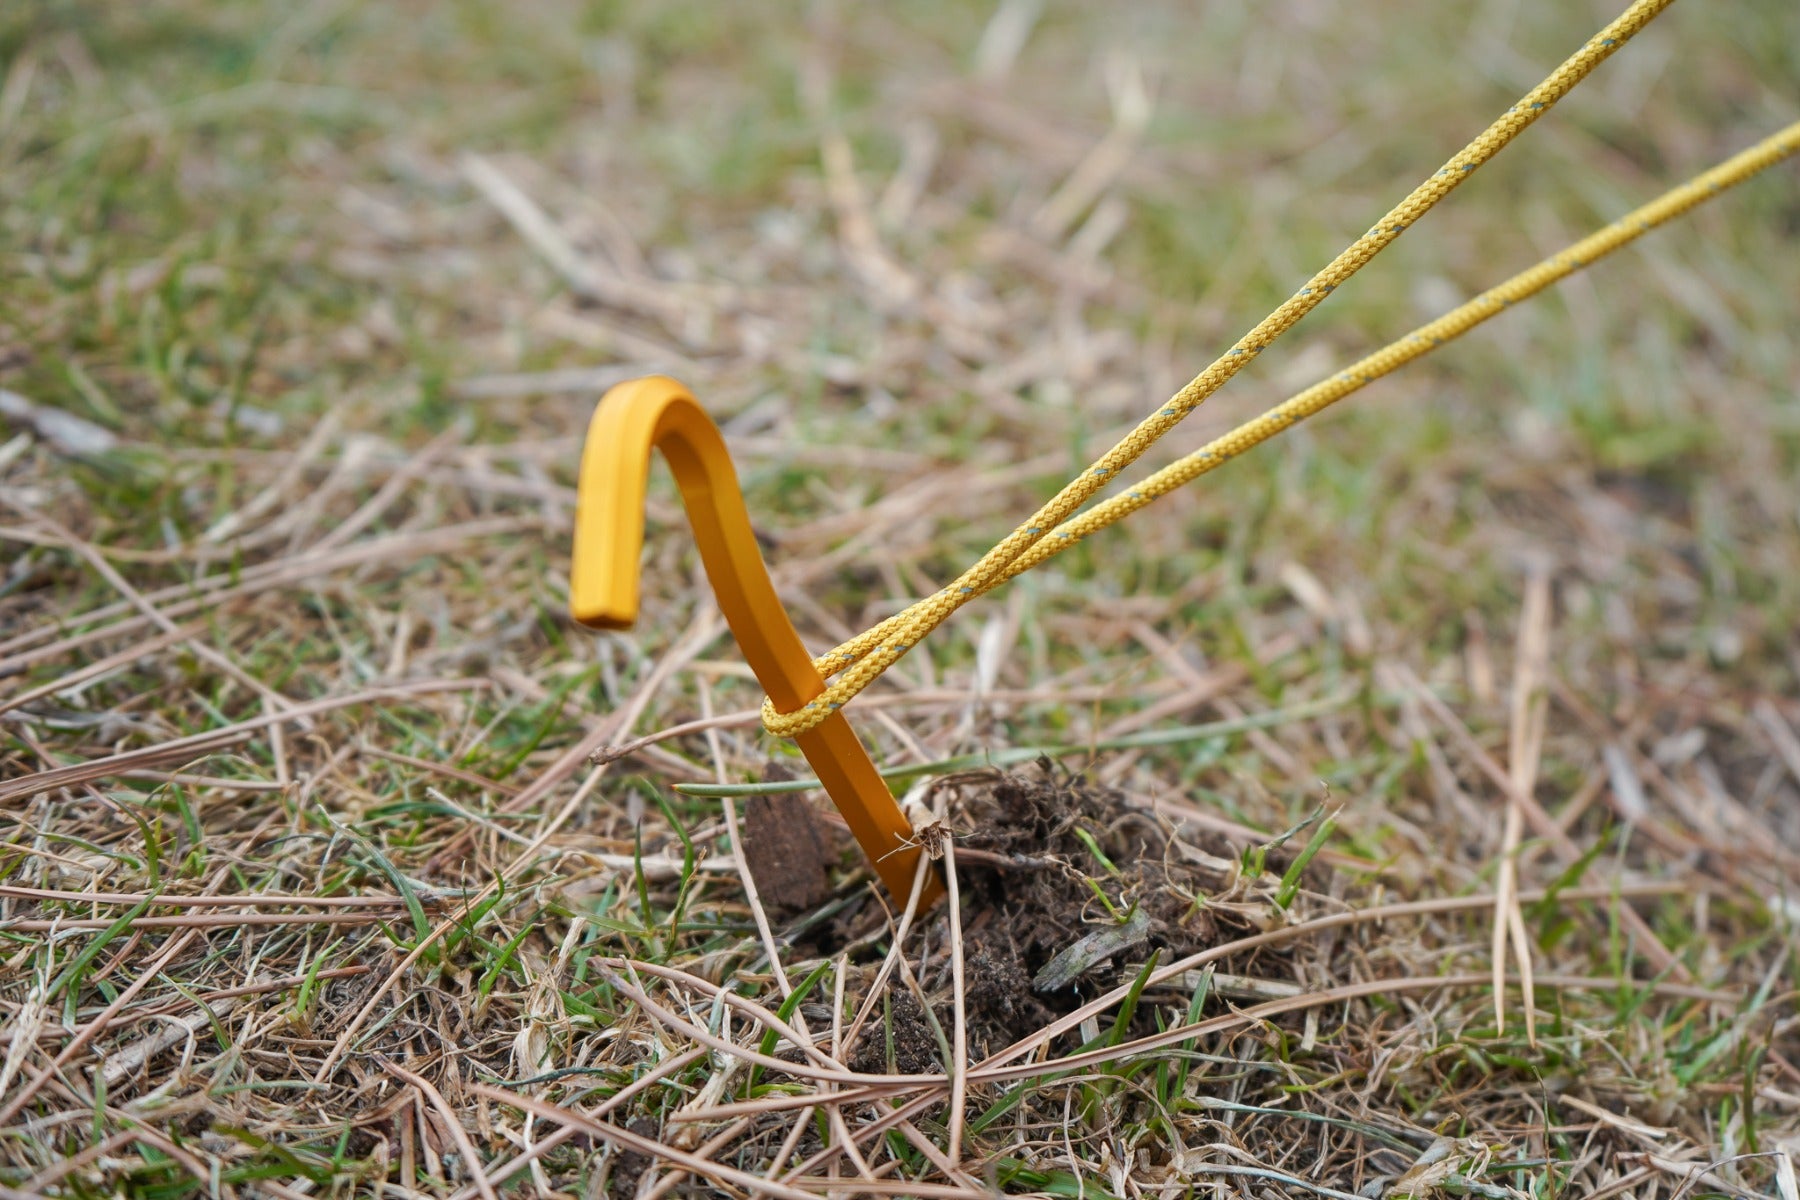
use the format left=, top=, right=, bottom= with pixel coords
left=943, top=831, right=969, bottom=1169
left=1493, top=567, right=1550, bottom=1043
left=460, top=152, right=683, bottom=326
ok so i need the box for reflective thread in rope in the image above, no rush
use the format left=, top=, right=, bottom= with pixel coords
left=762, top=0, right=1681, bottom=740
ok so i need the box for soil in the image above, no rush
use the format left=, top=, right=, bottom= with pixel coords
left=848, top=759, right=1276, bottom=1072
left=607, top=1117, right=660, bottom=1199
left=860, top=990, right=944, bottom=1076
left=742, top=763, right=836, bottom=917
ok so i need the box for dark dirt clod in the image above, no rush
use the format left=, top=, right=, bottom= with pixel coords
left=742, top=763, right=834, bottom=917
left=963, top=933, right=1054, bottom=1055
left=849, top=990, right=942, bottom=1075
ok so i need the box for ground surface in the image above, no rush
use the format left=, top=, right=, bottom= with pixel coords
left=3, top=1, right=1800, bottom=1197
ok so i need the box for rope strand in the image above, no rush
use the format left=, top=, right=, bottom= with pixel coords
left=763, top=0, right=1683, bottom=739
left=971, top=119, right=1800, bottom=596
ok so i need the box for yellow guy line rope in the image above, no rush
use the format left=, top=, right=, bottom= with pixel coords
left=953, top=119, right=1800, bottom=594
left=762, top=0, right=1678, bottom=739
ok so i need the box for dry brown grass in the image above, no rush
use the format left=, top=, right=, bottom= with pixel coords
left=3, top=0, right=1799, bottom=1196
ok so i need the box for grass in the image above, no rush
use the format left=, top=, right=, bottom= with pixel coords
left=3, top=0, right=1800, bottom=1196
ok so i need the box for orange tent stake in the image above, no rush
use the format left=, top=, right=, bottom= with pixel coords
left=570, top=375, right=941, bottom=909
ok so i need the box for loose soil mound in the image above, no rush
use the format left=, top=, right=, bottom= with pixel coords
left=850, top=760, right=1283, bottom=1070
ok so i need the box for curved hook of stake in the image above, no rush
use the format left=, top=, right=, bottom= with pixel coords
left=571, top=375, right=940, bottom=909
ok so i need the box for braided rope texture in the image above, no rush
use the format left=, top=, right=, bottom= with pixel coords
left=763, top=0, right=1680, bottom=739
left=976, top=120, right=1800, bottom=590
